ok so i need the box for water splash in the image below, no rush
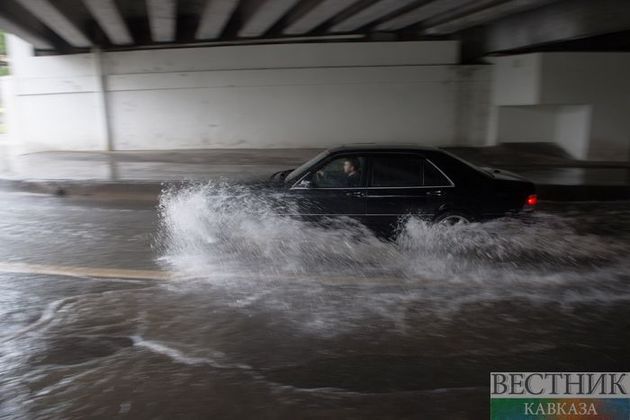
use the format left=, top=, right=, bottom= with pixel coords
left=156, top=182, right=397, bottom=280
left=158, top=184, right=626, bottom=275
left=155, top=183, right=630, bottom=327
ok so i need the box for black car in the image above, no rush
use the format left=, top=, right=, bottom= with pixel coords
left=271, top=144, right=536, bottom=230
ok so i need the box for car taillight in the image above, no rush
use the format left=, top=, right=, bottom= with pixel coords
left=526, top=194, right=538, bottom=207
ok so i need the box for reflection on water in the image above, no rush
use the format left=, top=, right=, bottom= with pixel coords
left=1, top=184, right=629, bottom=419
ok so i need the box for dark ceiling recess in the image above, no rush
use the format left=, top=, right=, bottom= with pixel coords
left=489, top=30, right=630, bottom=57
left=0, top=0, right=629, bottom=60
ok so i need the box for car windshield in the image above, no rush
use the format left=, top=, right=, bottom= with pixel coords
left=284, top=150, right=329, bottom=183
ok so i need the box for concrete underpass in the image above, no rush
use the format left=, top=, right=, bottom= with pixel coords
left=0, top=1, right=629, bottom=419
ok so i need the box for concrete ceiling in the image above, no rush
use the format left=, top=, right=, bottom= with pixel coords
left=1, top=0, right=630, bottom=60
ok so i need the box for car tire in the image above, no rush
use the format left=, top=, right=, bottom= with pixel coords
left=434, top=212, right=471, bottom=226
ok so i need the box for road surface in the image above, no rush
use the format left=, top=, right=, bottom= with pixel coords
left=0, top=188, right=629, bottom=419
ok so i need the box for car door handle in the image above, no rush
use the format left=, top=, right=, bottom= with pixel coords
left=345, top=191, right=365, bottom=197
left=425, top=190, right=443, bottom=197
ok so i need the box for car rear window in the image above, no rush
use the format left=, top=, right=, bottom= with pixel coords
left=371, top=156, right=422, bottom=187
left=370, top=155, right=451, bottom=187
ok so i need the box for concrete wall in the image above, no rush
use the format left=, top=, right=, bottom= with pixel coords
left=541, top=53, right=630, bottom=161
left=554, top=105, right=591, bottom=160
left=4, top=36, right=492, bottom=152
left=496, top=106, right=556, bottom=143
left=454, top=66, right=492, bottom=147
left=108, top=66, right=459, bottom=150
left=5, top=36, right=108, bottom=152
left=6, top=36, right=630, bottom=160
left=492, top=54, right=541, bottom=106
left=496, top=104, right=591, bottom=159
left=489, top=53, right=630, bottom=161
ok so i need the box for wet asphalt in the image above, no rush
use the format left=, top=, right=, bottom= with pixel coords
left=0, top=189, right=629, bottom=419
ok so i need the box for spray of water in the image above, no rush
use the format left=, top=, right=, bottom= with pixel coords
left=156, top=182, right=398, bottom=280
left=155, top=183, right=630, bottom=329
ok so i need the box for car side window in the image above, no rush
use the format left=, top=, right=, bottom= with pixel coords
left=370, top=155, right=452, bottom=187
left=423, top=160, right=451, bottom=186
left=309, top=155, right=366, bottom=188
left=370, top=156, right=423, bottom=187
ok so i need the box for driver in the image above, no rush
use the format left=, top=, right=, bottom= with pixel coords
left=343, top=158, right=361, bottom=187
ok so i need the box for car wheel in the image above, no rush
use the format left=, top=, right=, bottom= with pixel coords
left=435, top=212, right=471, bottom=226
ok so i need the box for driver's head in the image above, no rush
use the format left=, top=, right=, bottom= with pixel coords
left=343, top=158, right=360, bottom=175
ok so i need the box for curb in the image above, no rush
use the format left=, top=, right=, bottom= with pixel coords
left=0, top=178, right=165, bottom=200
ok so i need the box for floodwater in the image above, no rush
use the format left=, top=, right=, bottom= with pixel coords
left=0, top=186, right=629, bottom=419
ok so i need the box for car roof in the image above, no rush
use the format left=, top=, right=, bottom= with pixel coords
left=327, top=143, right=441, bottom=154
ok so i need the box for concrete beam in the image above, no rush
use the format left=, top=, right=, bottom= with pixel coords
left=283, top=0, right=362, bottom=35
left=479, top=0, right=630, bottom=53
left=147, top=0, right=177, bottom=42
left=424, top=0, right=560, bottom=34
left=0, top=14, right=53, bottom=50
left=195, top=0, right=239, bottom=40
left=15, top=0, right=91, bottom=48
left=329, top=0, right=417, bottom=33
left=376, top=0, right=479, bottom=31
left=82, top=0, right=133, bottom=45
left=238, top=0, right=301, bottom=38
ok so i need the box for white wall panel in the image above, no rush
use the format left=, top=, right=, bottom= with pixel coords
left=16, top=93, right=103, bottom=151
left=489, top=52, right=630, bottom=161
left=108, top=80, right=457, bottom=149
left=5, top=35, right=493, bottom=152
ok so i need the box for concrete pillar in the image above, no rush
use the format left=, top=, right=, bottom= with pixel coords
left=92, top=49, right=112, bottom=151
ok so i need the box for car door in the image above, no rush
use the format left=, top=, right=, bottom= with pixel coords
left=289, top=154, right=367, bottom=223
left=365, top=154, right=453, bottom=228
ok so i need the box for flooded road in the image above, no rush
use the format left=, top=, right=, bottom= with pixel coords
left=0, top=188, right=629, bottom=419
